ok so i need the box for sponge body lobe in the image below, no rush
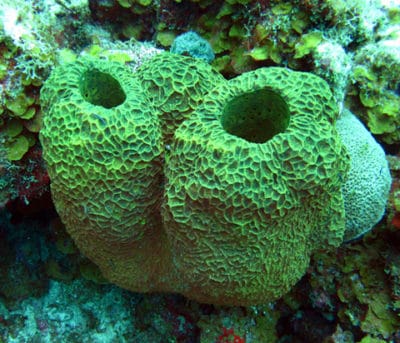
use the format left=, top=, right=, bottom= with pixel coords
left=163, top=67, right=349, bottom=304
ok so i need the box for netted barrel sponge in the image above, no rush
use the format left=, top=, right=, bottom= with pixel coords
left=163, top=67, right=350, bottom=305
left=40, top=57, right=164, bottom=248
left=135, top=52, right=225, bottom=144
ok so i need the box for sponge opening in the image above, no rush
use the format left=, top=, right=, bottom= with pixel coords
left=80, top=69, right=126, bottom=109
left=221, top=88, right=290, bottom=143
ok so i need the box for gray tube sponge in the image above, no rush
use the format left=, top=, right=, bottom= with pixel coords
left=336, top=109, right=392, bottom=241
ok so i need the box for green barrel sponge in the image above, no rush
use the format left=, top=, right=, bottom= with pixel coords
left=163, top=67, right=350, bottom=305
left=40, top=56, right=351, bottom=306
left=336, top=109, right=392, bottom=241
left=40, top=58, right=176, bottom=292
left=135, top=52, right=225, bottom=145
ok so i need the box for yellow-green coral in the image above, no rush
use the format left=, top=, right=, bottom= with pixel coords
left=0, top=37, right=44, bottom=162
left=347, top=40, right=400, bottom=144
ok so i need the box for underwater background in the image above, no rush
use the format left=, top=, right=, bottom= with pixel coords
left=0, top=0, right=400, bottom=342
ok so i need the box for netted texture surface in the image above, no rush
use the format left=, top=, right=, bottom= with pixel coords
left=135, top=52, right=225, bottom=144
left=337, top=110, right=392, bottom=241
left=40, top=57, right=349, bottom=305
left=40, top=58, right=175, bottom=292
left=163, top=67, right=349, bottom=305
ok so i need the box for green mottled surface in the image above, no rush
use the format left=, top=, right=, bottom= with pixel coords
left=135, top=52, right=225, bottom=144
left=40, top=58, right=175, bottom=293
left=40, top=58, right=163, bottom=244
left=348, top=42, right=400, bottom=144
left=40, top=56, right=349, bottom=305
left=163, top=67, right=349, bottom=305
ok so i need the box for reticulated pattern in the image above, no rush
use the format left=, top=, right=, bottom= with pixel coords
left=40, top=55, right=350, bottom=306
left=135, top=52, right=225, bottom=144
left=40, top=58, right=176, bottom=292
left=163, top=67, right=349, bottom=305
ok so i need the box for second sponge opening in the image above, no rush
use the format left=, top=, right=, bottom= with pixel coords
left=221, top=88, right=290, bottom=143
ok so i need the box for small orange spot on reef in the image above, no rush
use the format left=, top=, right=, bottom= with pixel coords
left=392, top=213, right=400, bottom=229
left=216, top=326, right=246, bottom=343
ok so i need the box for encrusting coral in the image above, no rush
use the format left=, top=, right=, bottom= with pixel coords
left=347, top=38, right=400, bottom=144
left=336, top=109, right=392, bottom=241
left=41, top=53, right=352, bottom=306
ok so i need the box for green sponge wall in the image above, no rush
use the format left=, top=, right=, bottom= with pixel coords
left=163, top=67, right=349, bottom=305
left=135, top=52, right=225, bottom=145
left=40, top=54, right=350, bottom=305
left=40, top=58, right=177, bottom=292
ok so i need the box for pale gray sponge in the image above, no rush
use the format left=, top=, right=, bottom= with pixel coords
left=170, top=31, right=215, bottom=63
left=336, top=109, right=392, bottom=241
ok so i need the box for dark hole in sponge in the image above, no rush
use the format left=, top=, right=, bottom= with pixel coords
left=221, top=88, right=290, bottom=143
left=79, top=69, right=126, bottom=109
